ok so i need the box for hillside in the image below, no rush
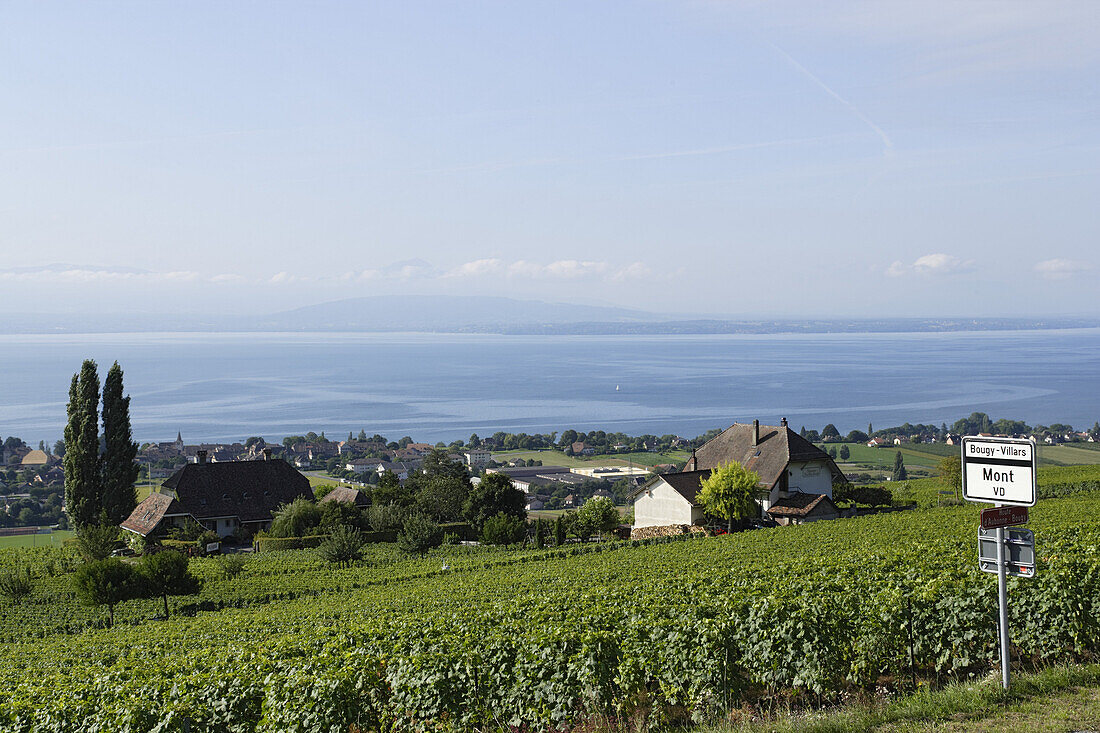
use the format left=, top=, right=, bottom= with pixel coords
left=2, top=468, right=1099, bottom=730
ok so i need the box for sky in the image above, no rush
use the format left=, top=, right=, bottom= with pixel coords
left=1, top=1, right=1098, bottom=319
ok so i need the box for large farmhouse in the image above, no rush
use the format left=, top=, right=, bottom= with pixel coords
left=632, top=419, right=843, bottom=530
left=121, top=451, right=312, bottom=539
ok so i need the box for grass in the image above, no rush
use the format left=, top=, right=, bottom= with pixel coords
left=705, top=664, right=1100, bottom=733
left=1035, top=444, right=1100, bottom=466
left=0, top=530, right=75, bottom=549
left=492, top=448, right=689, bottom=469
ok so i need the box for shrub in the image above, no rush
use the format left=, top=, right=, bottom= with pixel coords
left=317, top=525, right=366, bottom=567
left=135, top=550, right=202, bottom=618
left=217, top=554, right=247, bottom=579
left=196, top=531, right=221, bottom=553
left=75, top=523, right=121, bottom=562
left=479, top=513, right=526, bottom=546
left=0, top=565, right=33, bottom=600
left=398, top=512, right=443, bottom=554
left=270, top=497, right=323, bottom=537
left=72, top=558, right=138, bottom=627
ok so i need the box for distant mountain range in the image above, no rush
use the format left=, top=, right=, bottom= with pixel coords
left=6, top=295, right=1100, bottom=335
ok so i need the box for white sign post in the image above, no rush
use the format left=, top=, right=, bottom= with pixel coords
left=961, top=436, right=1038, bottom=691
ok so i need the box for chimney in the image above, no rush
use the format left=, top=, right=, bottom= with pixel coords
left=781, top=417, right=788, bottom=428
left=196, top=450, right=208, bottom=464
left=263, top=447, right=272, bottom=461
left=752, top=420, right=760, bottom=446
left=690, top=447, right=697, bottom=470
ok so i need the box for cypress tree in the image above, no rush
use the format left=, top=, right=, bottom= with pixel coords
left=64, top=360, right=102, bottom=529
left=554, top=516, right=565, bottom=546
left=101, top=362, right=139, bottom=524
left=892, top=451, right=908, bottom=481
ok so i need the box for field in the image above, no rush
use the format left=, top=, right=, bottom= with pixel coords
left=0, top=530, right=73, bottom=549
left=2, top=466, right=1099, bottom=731
left=492, top=448, right=690, bottom=469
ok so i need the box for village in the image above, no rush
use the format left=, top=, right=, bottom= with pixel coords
left=4, top=412, right=1099, bottom=549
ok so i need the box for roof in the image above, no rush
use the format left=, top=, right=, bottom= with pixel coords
left=21, top=450, right=50, bottom=465
left=685, top=423, right=842, bottom=489
left=631, top=469, right=712, bottom=505
left=321, top=486, right=370, bottom=506
left=120, top=492, right=188, bottom=536
left=766, top=492, right=838, bottom=517
left=161, top=459, right=312, bottom=523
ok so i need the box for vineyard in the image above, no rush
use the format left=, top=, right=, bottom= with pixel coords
left=1, top=475, right=1099, bottom=731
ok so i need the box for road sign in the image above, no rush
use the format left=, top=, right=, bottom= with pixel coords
left=981, top=505, right=1029, bottom=530
left=978, top=527, right=1036, bottom=578
left=962, top=436, right=1037, bottom=506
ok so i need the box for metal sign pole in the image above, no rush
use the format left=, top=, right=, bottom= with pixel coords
left=995, top=509, right=1010, bottom=690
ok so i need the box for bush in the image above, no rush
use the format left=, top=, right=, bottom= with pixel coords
left=0, top=565, right=33, bottom=600
left=397, top=512, right=443, bottom=554
left=479, top=513, right=526, bottom=546
left=367, top=503, right=406, bottom=532
left=75, top=523, right=121, bottom=562
left=270, top=497, right=323, bottom=538
left=317, top=525, right=365, bottom=567
left=135, top=550, right=202, bottom=618
left=217, top=554, right=247, bottom=579
left=72, top=558, right=138, bottom=627
left=196, top=531, right=221, bottom=553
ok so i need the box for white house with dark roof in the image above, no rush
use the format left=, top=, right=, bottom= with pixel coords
left=632, top=419, right=843, bottom=529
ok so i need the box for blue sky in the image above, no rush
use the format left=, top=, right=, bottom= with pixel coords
left=1, top=1, right=1097, bottom=317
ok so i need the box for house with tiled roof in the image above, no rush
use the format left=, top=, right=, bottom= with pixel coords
left=632, top=419, right=843, bottom=530
left=120, top=451, right=312, bottom=539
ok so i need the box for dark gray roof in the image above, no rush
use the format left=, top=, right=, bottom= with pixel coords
left=631, top=469, right=712, bottom=505
left=766, top=492, right=838, bottom=517
left=161, top=459, right=312, bottom=523
left=685, top=423, right=842, bottom=489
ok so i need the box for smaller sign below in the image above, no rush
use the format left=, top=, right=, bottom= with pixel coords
left=978, top=527, right=1036, bottom=578
left=205, top=542, right=221, bottom=554
left=981, top=505, right=1029, bottom=530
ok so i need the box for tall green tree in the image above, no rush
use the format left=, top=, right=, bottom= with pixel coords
left=72, top=558, right=137, bottom=628
left=892, top=451, right=908, bottom=481
left=463, top=472, right=525, bottom=531
left=938, top=455, right=962, bottom=501
left=697, top=462, right=760, bottom=532
left=136, top=550, right=202, bottom=618
left=100, top=362, right=139, bottom=524
left=63, top=360, right=102, bottom=529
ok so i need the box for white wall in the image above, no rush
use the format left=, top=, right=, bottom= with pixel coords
left=632, top=480, right=700, bottom=528
left=786, top=460, right=834, bottom=497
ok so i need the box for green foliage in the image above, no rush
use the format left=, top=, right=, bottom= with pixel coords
left=413, top=475, right=470, bottom=523
left=217, top=553, right=246, bottom=579
left=576, top=496, right=620, bottom=539
left=63, top=360, right=101, bottom=529
left=5, top=483, right=1100, bottom=730
left=270, top=497, right=322, bottom=538
left=100, top=362, right=139, bottom=525
left=136, top=550, right=201, bottom=617
left=893, top=451, right=909, bottom=481
left=839, top=445, right=850, bottom=460
left=478, top=512, right=526, bottom=545
left=0, top=564, right=33, bottom=600
left=367, top=502, right=406, bottom=532
left=317, top=526, right=365, bottom=567
left=75, top=522, right=120, bottom=562
left=71, top=557, right=137, bottom=627
left=939, top=455, right=962, bottom=500
left=697, top=461, right=760, bottom=531
left=254, top=534, right=332, bottom=552
left=554, top=515, right=565, bottom=546
left=463, top=472, right=526, bottom=530
left=397, top=512, right=443, bottom=554
left=833, top=483, right=893, bottom=507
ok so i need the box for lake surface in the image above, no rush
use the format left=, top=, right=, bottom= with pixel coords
left=2, top=329, right=1098, bottom=444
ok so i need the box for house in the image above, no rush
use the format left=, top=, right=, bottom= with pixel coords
left=570, top=442, right=595, bottom=456
left=944, top=434, right=961, bottom=446
left=866, top=437, right=888, bottom=448
left=345, top=458, right=376, bottom=474
left=462, top=449, right=493, bottom=467
left=20, top=450, right=52, bottom=467
left=633, top=419, right=843, bottom=530
left=320, top=486, right=370, bottom=507
left=120, top=451, right=312, bottom=539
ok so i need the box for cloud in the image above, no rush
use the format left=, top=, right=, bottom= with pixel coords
left=0, top=264, right=201, bottom=284
left=444, top=258, right=654, bottom=283
left=886, top=253, right=973, bottom=277
left=1034, top=258, right=1094, bottom=280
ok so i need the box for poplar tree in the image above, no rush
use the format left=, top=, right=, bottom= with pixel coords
left=101, top=362, right=139, bottom=524
left=64, top=360, right=102, bottom=529
left=892, top=451, right=908, bottom=482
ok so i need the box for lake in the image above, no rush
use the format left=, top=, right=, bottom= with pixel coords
left=2, top=329, right=1098, bottom=444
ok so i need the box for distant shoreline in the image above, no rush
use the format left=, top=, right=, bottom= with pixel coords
left=3, top=317, right=1100, bottom=337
